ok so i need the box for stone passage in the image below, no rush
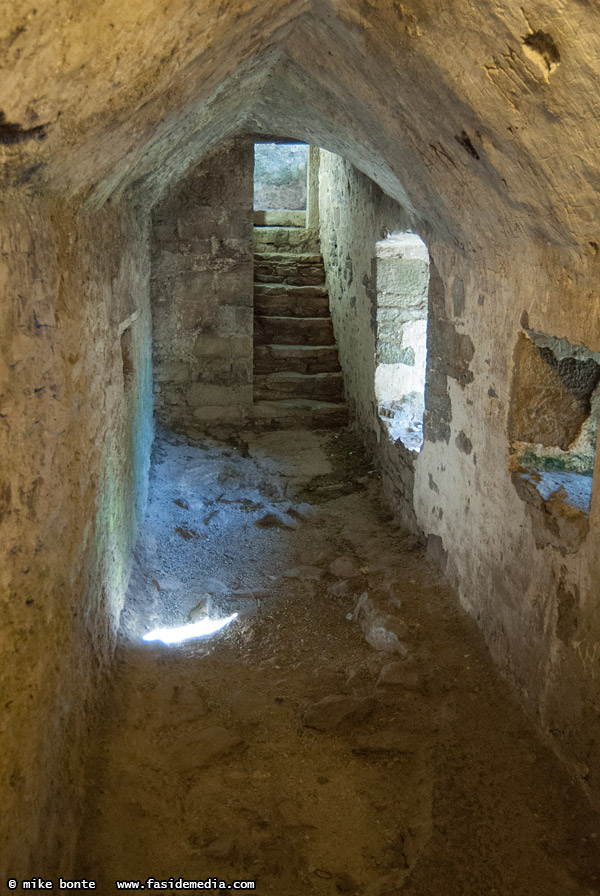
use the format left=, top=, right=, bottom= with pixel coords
left=77, top=430, right=600, bottom=894
left=253, top=250, right=348, bottom=428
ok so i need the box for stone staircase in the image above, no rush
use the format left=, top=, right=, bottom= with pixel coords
left=253, top=251, right=348, bottom=428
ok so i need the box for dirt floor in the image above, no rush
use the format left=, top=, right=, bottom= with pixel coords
left=77, top=427, right=600, bottom=895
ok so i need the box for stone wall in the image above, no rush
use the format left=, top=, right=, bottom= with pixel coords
left=151, top=138, right=254, bottom=434
left=409, top=240, right=600, bottom=807
left=319, top=151, right=409, bottom=435
left=0, top=195, right=153, bottom=873
left=318, top=151, right=422, bottom=529
left=320, top=149, right=600, bottom=807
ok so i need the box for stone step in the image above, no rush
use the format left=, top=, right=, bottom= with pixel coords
left=254, top=283, right=330, bottom=318
left=254, top=315, right=335, bottom=346
left=255, top=252, right=323, bottom=264
left=254, top=253, right=325, bottom=286
left=254, top=344, right=341, bottom=375
left=252, top=399, right=349, bottom=430
left=254, top=227, right=320, bottom=254
left=254, top=371, right=344, bottom=402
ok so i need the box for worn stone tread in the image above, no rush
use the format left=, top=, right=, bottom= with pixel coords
left=254, top=253, right=326, bottom=286
left=252, top=399, right=349, bottom=429
left=253, top=247, right=339, bottom=416
left=254, top=283, right=328, bottom=298
left=254, top=370, right=344, bottom=401
left=255, top=253, right=323, bottom=263
left=254, top=285, right=330, bottom=318
left=254, top=314, right=335, bottom=346
left=254, top=344, right=341, bottom=375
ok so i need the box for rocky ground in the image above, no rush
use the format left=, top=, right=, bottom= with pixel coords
left=77, top=427, right=600, bottom=895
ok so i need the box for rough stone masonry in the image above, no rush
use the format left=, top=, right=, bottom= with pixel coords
left=2, top=0, right=600, bottom=875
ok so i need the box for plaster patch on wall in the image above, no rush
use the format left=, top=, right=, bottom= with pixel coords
left=426, top=533, right=448, bottom=572
left=423, top=262, right=475, bottom=444
left=0, top=110, right=47, bottom=144
left=454, top=129, right=481, bottom=161
left=556, top=570, right=579, bottom=646
left=522, top=30, right=561, bottom=77
left=455, top=430, right=472, bottom=454
left=452, top=276, right=466, bottom=317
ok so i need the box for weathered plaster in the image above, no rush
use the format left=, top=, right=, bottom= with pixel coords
left=319, top=149, right=600, bottom=808
left=413, top=244, right=600, bottom=804
left=0, top=196, right=152, bottom=872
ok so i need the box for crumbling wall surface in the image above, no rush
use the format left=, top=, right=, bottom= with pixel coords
left=320, top=146, right=600, bottom=808
left=0, top=195, right=153, bottom=874
left=411, top=240, right=600, bottom=808
left=151, top=138, right=254, bottom=434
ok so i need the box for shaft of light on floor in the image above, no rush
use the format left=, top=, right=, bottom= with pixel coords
left=142, top=613, right=238, bottom=645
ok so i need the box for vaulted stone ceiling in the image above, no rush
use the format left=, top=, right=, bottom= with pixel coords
left=1, top=0, right=598, bottom=250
